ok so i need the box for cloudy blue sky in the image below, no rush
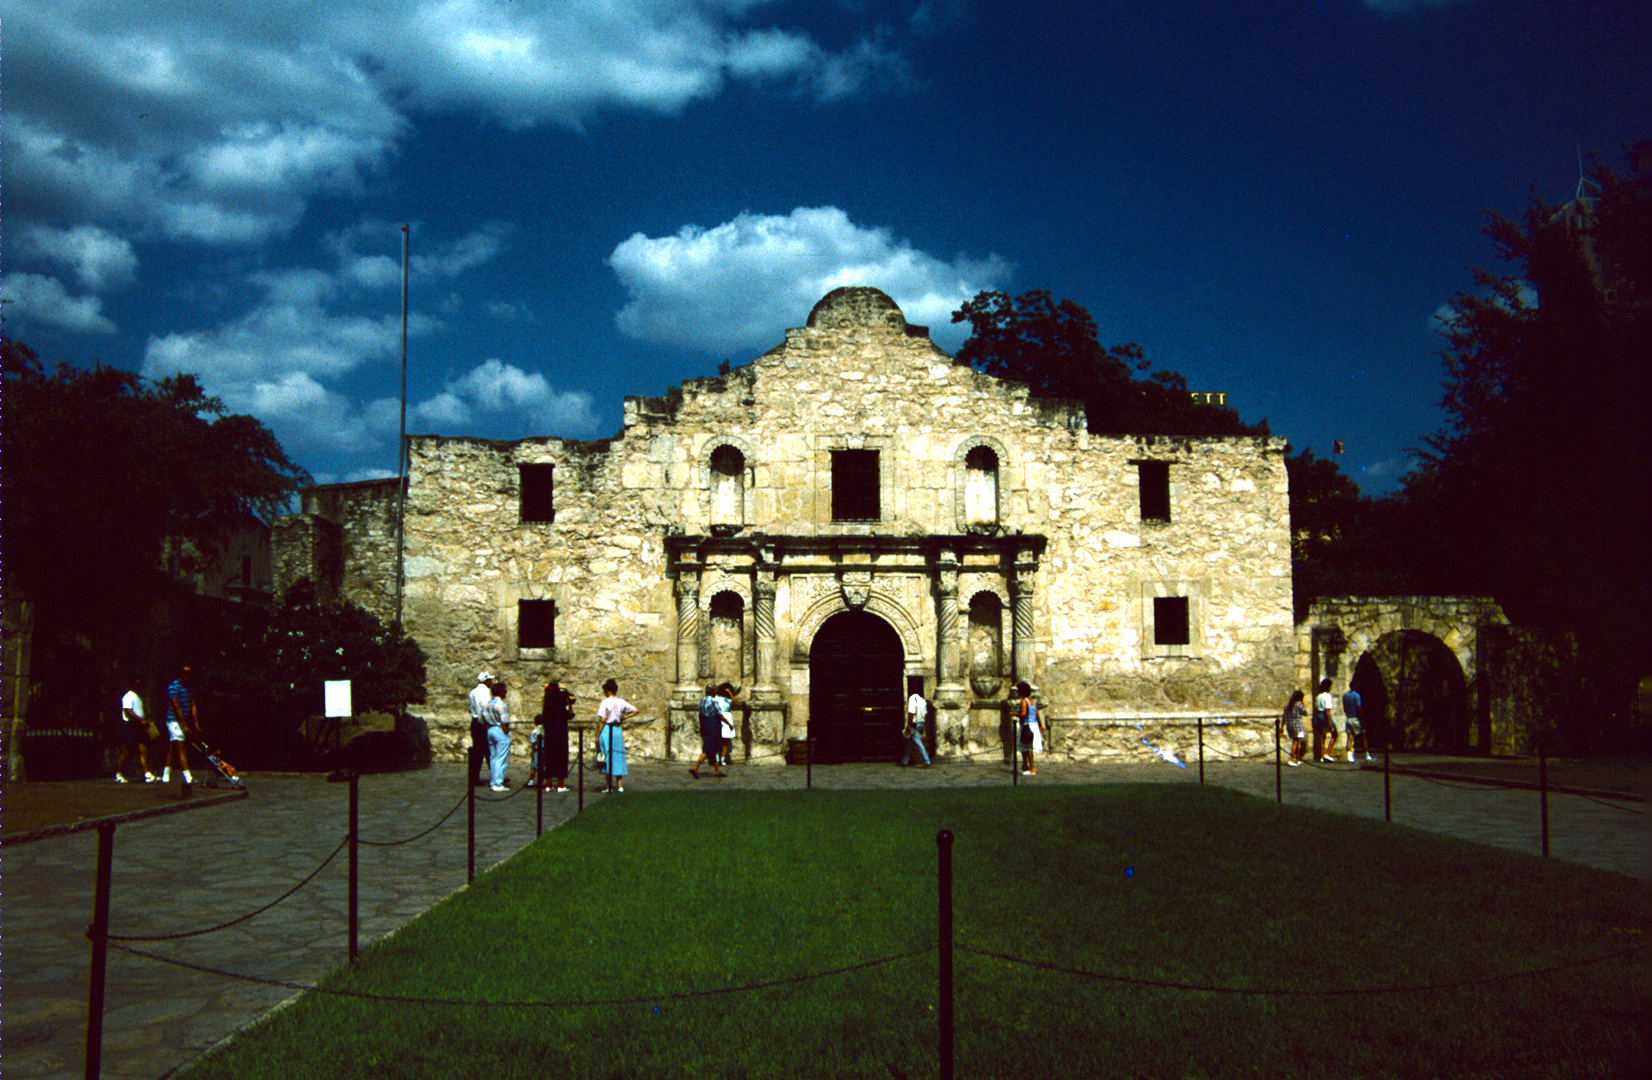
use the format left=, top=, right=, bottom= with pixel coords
left=6, top=0, right=1645, bottom=493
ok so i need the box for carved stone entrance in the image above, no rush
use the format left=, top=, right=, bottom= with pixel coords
left=808, top=611, right=905, bottom=763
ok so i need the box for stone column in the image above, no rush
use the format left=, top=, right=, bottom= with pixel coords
left=675, top=570, right=701, bottom=691
left=932, top=548, right=967, bottom=757
left=753, top=575, right=777, bottom=692
left=748, top=550, right=786, bottom=759
left=1011, top=555, right=1038, bottom=686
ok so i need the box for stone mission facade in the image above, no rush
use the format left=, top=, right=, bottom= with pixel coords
left=275, top=287, right=1295, bottom=764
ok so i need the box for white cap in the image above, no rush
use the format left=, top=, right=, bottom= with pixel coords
left=477, top=671, right=492, bottom=682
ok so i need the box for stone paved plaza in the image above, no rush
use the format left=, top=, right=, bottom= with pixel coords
left=3, top=754, right=1642, bottom=1079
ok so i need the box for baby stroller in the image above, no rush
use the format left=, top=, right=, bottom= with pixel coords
left=191, top=740, right=246, bottom=789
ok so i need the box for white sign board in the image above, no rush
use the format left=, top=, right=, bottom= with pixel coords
left=324, top=680, right=353, bottom=718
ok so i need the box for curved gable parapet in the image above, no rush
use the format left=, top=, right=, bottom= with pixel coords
left=807, top=286, right=909, bottom=332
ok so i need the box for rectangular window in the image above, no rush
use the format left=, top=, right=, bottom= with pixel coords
left=1137, top=461, right=1170, bottom=523
left=520, top=464, right=555, bottom=523
left=1153, top=596, right=1190, bottom=646
left=831, top=449, right=880, bottom=521
left=519, top=599, right=556, bottom=649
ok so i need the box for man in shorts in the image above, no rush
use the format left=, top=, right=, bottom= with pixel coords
left=163, top=665, right=199, bottom=789
left=1342, top=686, right=1375, bottom=762
left=1313, top=678, right=1336, bottom=763
left=116, top=676, right=156, bottom=782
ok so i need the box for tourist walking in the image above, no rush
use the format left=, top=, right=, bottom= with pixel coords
left=485, top=679, right=512, bottom=791
left=1015, top=681, right=1043, bottom=775
left=596, top=678, right=637, bottom=792
left=900, top=677, right=932, bottom=768
left=1279, top=689, right=1308, bottom=766
left=1313, top=678, right=1336, bottom=763
left=1342, top=685, right=1374, bottom=762
left=468, top=672, right=493, bottom=787
left=115, top=677, right=156, bottom=782
left=718, top=682, right=738, bottom=767
left=690, top=684, right=727, bottom=779
left=534, top=680, right=574, bottom=791
left=161, top=665, right=200, bottom=789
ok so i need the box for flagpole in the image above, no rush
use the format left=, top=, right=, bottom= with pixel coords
left=396, top=224, right=409, bottom=628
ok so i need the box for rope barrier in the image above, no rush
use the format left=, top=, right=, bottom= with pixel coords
left=471, top=781, right=535, bottom=803
left=105, top=930, right=1639, bottom=1009
left=106, top=941, right=936, bottom=1008
left=359, top=788, right=471, bottom=847
left=956, top=940, right=1641, bottom=997
left=1574, top=791, right=1643, bottom=814
left=107, top=838, right=350, bottom=942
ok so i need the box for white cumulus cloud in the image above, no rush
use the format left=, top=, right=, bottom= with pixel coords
left=413, top=359, right=599, bottom=437
left=608, top=207, right=1011, bottom=355
left=0, top=272, right=118, bottom=334
left=6, top=1, right=903, bottom=253
left=15, top=225, right=139, bottom=292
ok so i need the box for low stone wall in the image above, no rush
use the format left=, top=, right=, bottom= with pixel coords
left=948, top=707, right=1279, bottom=765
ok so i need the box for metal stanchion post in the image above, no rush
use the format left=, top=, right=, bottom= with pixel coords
left=577, top=728, right=585, bottom=813
left=348, top=773, right=359, bottom=961
left=84, top=820, right=116, bottom=1080
left=936, top=829, right=955, bottom=1080
left=467, top=775, right=476, bottom=884
left=1275, top=714, right=1282, bottom=805
left=1197, top=715, right=1205, bottom=784
left=1383, top=735, right=1392, bottom=824
left=1539, top=731, right=1550, bottom=858
left=536, top=750, right=544, bottom=838
left=806, top=720, right=812, bottom=791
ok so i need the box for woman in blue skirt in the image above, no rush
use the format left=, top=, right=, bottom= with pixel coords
left=596, top=678, right=637, bottom=792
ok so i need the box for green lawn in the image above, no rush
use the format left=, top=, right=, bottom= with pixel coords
left=181, top=785, right=1643, bottom=1079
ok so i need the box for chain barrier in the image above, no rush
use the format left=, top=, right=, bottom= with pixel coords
left=1574, top=791, right=1643, bottom=814
left=359, top=787, right=471, bottom=847
left=106, top=838, right=350, bottom=943
left=955, top=939, right=1642, bottom=997
left=471, top=781, right=535, bottom=803
left=106, top=940, right=935, bottom=1009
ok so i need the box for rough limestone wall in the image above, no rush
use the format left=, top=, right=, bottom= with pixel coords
left=329, top=484, right=401, bottom=627
left=402, top=436, right=676, bottom=762
left=1037, top=434, right=1294, bottom=718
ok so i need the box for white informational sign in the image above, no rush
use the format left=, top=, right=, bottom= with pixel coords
left=324, top=680, right=353, bottom=719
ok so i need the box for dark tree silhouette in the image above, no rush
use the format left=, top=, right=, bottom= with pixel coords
left=951, top=289, right=1265, bottom=436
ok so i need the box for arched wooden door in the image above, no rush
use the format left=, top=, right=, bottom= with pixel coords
left=809, top=611, right=905, bottom=763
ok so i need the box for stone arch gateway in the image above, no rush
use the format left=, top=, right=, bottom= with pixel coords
left=1299, top=597, right=1509, bottom=753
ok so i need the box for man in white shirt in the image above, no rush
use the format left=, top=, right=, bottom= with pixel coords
left=116, top=677, right=156, bottom=783
left=468, top=672, right=492, bottom=786
left=901, top=678, right=932, bottom=768
left=1314, top=678, right=1337, bottom=764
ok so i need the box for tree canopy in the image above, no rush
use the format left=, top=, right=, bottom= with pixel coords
left=1, top=340, right=310, bottom=675
left=951, top=289, right=1266, bottom=436
left=1395, top=144, right=1649, bottom=696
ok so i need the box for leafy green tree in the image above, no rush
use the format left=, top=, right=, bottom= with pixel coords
left=950, top=289, right=1266, bottom=436
left=208, top=580, right=426, bottom=766
left=1402, top=144, right=1649, bottom=709
left=1, top=339, right=310, bottom=710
